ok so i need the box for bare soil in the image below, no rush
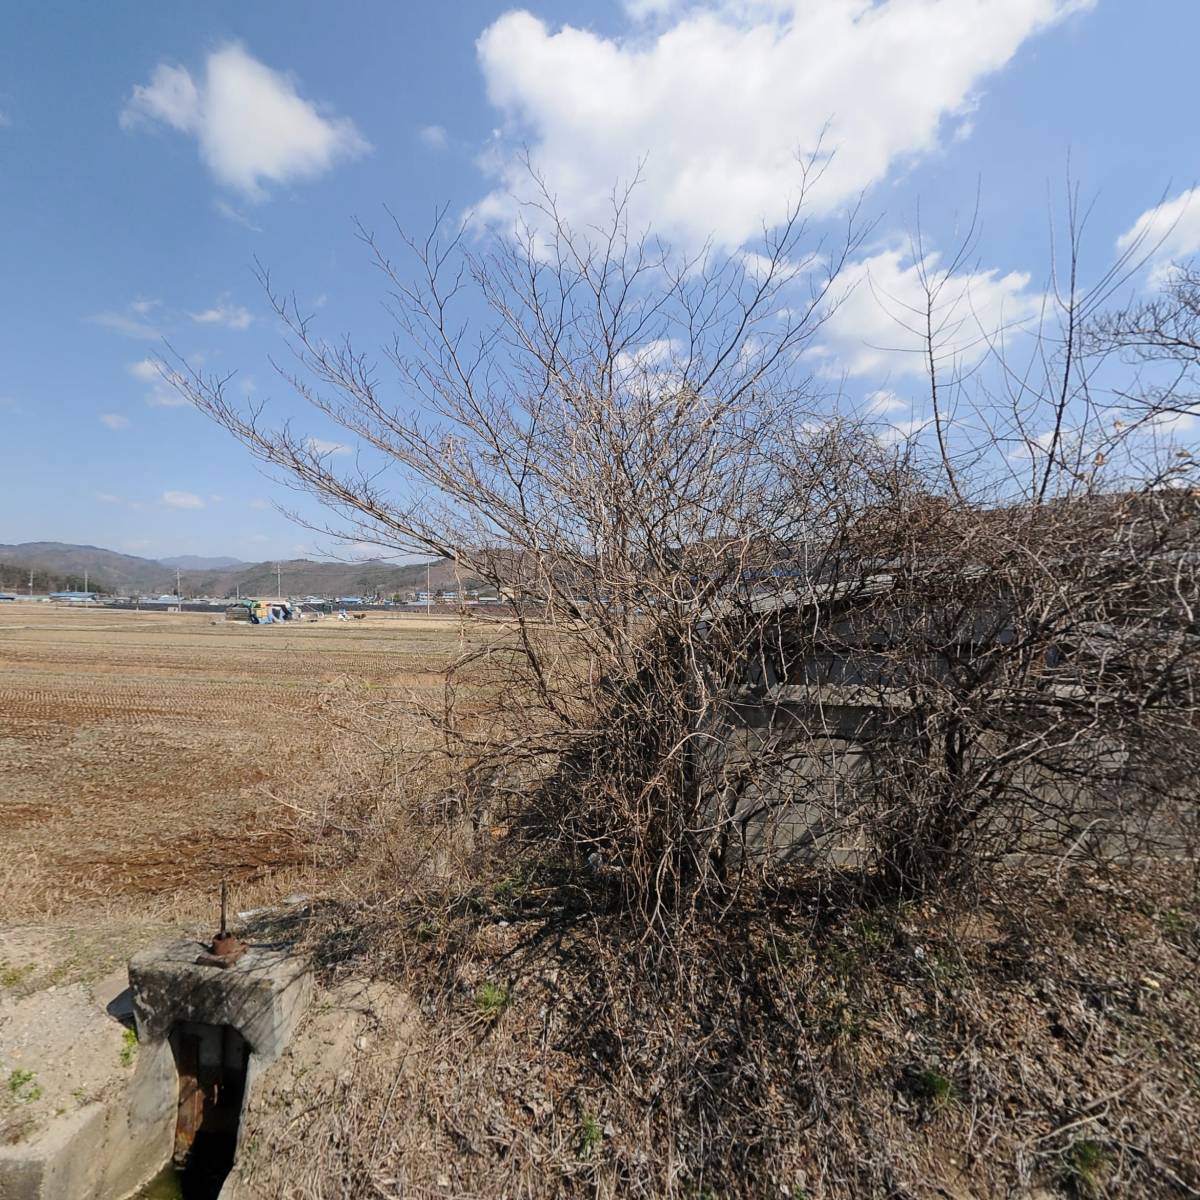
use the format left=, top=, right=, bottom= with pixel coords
left=0, top=604, right=463, bottom=920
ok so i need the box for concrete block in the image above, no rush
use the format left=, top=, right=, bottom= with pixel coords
left=98, top=1042, right=177, bottom=1199
left=0, top=1063, right=175, bottom=1200
left=0, top=1104, right=106, bottom=1200
left=128, top=941, right=312, bottom=1065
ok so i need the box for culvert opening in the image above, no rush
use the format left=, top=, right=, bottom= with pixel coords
left=167, top=1021, right=251, bottom=1199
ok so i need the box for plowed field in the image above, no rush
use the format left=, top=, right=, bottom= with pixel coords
left=0, top=605, right=461, bottom=919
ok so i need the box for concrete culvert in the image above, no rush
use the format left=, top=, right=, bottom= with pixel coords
left=167, top=1022, right=250, bottom=1198
left=0, top=929, right=313, bottom=1200
left=124, top=938, right=313, bottom=1200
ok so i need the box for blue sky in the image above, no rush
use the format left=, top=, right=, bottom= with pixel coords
left=1, top=0, right=1197, bottom=561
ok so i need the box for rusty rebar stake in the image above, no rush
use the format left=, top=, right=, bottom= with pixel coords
left=201, top=877, right=246, bottom=968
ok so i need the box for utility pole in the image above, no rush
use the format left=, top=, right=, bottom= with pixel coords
left=276, top=562, right=282, bottom=599
left=426, top=562, right=431, bottom=614
left=28, top=568, right=33, bottom=598
left=176, top=567, right=182, bottom=601
left=83, top=570, right=88, bottom=595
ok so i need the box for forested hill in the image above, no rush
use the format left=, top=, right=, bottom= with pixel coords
left=0, top=542, right=466, bottom=597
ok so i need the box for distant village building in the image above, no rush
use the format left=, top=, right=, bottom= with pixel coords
left=49, top=591, right=98, bottom=603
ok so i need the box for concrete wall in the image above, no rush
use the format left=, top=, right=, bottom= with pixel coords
left=0, top=1049, right=174, bottom=1200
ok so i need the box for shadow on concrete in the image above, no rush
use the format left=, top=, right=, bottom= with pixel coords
left=106, top=985, right=136, bottom=1029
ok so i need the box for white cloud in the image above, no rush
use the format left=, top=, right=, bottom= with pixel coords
left=857, top=389, right=930, bottom=445
left=418, top=124, right=448, bottom=149
left=146, top=390, right=189, bottom=409
left=1118, top=188, right=1200, bottom=284
left=121, top=43, right=370, bottom=201
left=1005, top=427, right=1080, bottom=463
left=91, top=307, right=161, bottom=339
left=162, top=490, right=205, bottom=510
left=99, top=413, right=129, bottom=430
left=129, top=357, right=188, bottom=407
left=875, top=414, right=933, bottom=447
left=305, top=437, right=351, bottom=456
left=214, top=197, right=264, bottom=231
left=1142, top=409, right=1199, bottom=438
left=476, top=0, right=1092, bottom=248
left=614, top=337, right=678, bottom=374
left=864, top=389, right=907, bottom=415
left=190, top=301, right=254, bottom=330
left=613, top=338, right=686, bottom=394
left=0, top=111, right=11, bottom=128
left=129, top=358, right=160, bottom=382
left=95, top=492, right=122, bottom=505
left=623, top=0, right=683, bottom=19
left=124, top=63, right=199, bottom=132
left=814, top=246, right=1043, bottom=378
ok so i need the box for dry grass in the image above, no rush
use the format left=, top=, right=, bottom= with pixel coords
left=0, top=604, right=467, bottom=921
left=7, top=603, right=1196, bottom=1198
left=224, top=699, right=1200, bottom=1200
left=246, top=853, right=1200, bottom=1199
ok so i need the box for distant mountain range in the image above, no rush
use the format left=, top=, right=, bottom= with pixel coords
left=0, top=541, right=469, bottom=598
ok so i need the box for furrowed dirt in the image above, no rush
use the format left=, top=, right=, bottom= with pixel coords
left=0, top=605, right=463, bottom=920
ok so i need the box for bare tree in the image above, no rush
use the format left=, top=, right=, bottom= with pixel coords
left=168, top=177, right=1199, bottom=925
left=793, top=191, right=1200, bottom=897
left=169, top=175, right=892, bottom=927
left=1092, top=260, right=1200, bottom=427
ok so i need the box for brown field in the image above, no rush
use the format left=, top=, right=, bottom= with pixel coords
left=0, top=604, right=463, bottom=921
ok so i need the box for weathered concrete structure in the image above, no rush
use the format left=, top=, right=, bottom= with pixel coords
left=0, top=937, right=311, bottom=1200
left=0, top=968, right=170, bottom=1200
left=0, top=1096, right=169, bottom=1200
left=128, top=940, right=312, bottom=1067
left=128, top=938, right=313, bottom=1195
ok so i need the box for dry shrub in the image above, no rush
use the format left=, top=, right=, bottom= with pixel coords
left=246, top=485, right=1200, bottom=1195
left=232, top=575, right=1200, bottom=1198
left=244, top=822, right=1200, bottom=1198
left=175, top=179, right=1200, bottom=930
left=800, top=487, right=1200, bottom=900
left=275, top=675, right=491, bottom=912
left=171, top=177, right=1200, bottom=1194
